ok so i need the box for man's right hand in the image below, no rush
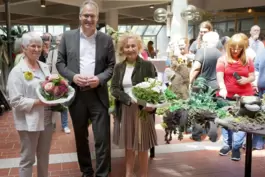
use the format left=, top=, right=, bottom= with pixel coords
left=73, top=74, right=88, bottom=87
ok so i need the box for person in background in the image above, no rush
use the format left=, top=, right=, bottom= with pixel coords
left=190, top=31, right=222, bottom=90
left=189, top=21, right=223, bottom=54
left=249, top=25, right=264, bottom=54
left=259, top=33, right=265, bottom=46
left=189, top=38, right=196, bottom=50
left=189, top=31, right=222, bottom=141
left=252, top=47, right=265, bottom=150
left=46, top=34, right=71, bottom=134
left=111, top=33, right=157, bottom=177
left=14, top=38, right=24, bottom=65
left=139, top=43, right=149, bottom=60
left=239, top=33, right=256, bottom=61
left=39, top=33, right=53, bottom=63
left=217, top=34, right=255, bottom=161
left=220, top=36, right=230, bottom=54
left=147, top=41, right=157, bottom=58
left=7, top=32, right=53, bottom=177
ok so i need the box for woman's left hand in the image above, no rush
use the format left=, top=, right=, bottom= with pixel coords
left=237, top=77, right=250, bottom=85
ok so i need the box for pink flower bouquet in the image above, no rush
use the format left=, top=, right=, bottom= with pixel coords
left=36, top=74, right=75, bottom=111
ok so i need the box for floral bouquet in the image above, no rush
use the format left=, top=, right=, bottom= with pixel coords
left=129, top=78, right=168, bottom=108
left=36, top=74, right=75, bottom=112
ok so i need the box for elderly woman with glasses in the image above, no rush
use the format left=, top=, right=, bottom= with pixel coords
left=7, top=32, right=53, bottom=177
left=216, top=34, right=255, bottom=161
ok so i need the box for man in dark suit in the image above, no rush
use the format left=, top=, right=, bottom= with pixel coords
left=56, top=1, right=115, bottom=177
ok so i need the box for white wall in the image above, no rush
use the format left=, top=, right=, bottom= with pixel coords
left=157, top=26, right=169, bottom=57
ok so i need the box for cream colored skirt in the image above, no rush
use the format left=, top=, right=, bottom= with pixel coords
left=113, top=104, right=157, bottom=151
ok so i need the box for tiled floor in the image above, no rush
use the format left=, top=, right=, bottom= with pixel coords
left=0, top=112, right=211, bottom=159
left=1, top=111, right=265, bottom=177
left=1, top=150, right=265, bottom=177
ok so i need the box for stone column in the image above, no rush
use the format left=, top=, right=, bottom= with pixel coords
left=170, top=0, right=188, bottom=42
left=105, top=9, right=118, bottom=30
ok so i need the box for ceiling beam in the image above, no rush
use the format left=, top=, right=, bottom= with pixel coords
left=119, top=4, right=167, bottom=18
left=47, top=0, right=103, bottom=9
left=45, top=4, right=79, bottom=16
left=102, top=1, right=166, bottom=10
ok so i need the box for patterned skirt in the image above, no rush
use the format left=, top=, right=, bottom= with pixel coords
left=113, top=103, right=157, bottom=151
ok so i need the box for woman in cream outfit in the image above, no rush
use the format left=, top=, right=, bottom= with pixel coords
left=7, top=32, right=53, bottom=177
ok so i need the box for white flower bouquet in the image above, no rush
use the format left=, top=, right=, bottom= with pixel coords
left=129, top=78, right=168, bottom=108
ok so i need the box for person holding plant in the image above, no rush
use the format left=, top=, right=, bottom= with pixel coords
left=216, top=34, right=255, bottom=161
left=111, top=33, right=157, bottom=177
left=7, top=32, right=54, bottom=177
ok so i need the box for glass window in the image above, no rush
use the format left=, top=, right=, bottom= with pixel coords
left=144, top=25, right=162, bottom=35
left=48, top=25, right=64, bottom=36
left=240, top=19, right=254, bottom=31
left=30, top=25, right=46, bottom=35
left=188, top=25, right=194, bottom=39
left=118, top=25, right=127, bottom=33
left=213, top=22, right=226, bottom=33
left=65, top=26, right=70, bottom=31
left=131, top=25, right=147, bottom=35
left=118, top=25, right=132, bottom=33
left=258, top=16, right=265, bottom=29
left=227, top=21, right=235, bottom=32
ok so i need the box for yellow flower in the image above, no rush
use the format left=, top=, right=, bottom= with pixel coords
left=24, top=71, right=34, bottom=81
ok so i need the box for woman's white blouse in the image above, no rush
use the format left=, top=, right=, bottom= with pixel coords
left=122, top=65, right=134, bottom=94
left=7, top=59, right=51, bottom=131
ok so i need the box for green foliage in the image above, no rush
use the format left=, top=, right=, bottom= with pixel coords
left=108, top=80, right=115, bottom=112
left=132, top=78, right=165, bottom=104
left=164, top=88, right=177, bottom=101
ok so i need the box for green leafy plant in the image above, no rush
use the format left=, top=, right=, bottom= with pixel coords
left=132, top=78, right=165, bottom=104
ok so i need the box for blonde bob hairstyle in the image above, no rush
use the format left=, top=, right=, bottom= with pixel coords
left=238, top=33, right=249, bottom=48
left=118, top=33, right=143, bottom=57
left=226, top=33, right=248, bottom=65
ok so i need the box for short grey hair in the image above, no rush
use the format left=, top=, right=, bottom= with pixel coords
left=250, top=25, right=260, bottom=31
left=202, top=31, right=219, bottom=48
left=80, top=0, right=99, bottom=15
left=21, top=32, right=43, bottom=48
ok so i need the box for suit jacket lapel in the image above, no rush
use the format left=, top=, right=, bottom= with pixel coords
left=75, top=29, right=81, bottom=73
left=94, top=31, right=102, bottom=75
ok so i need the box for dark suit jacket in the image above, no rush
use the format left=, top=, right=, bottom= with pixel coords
left=56, top=29, right=116, bottom=108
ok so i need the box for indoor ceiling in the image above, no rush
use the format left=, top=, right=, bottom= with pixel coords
left=0, top=0, right=170, bottom=25
left=0, top=0, right=265, bottom=26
